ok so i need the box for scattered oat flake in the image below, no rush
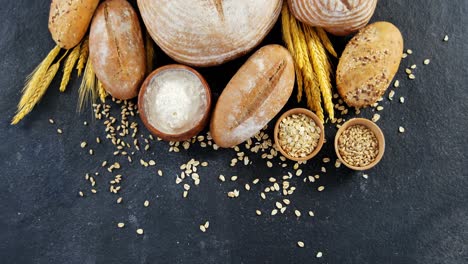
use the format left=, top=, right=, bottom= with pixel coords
left=144, top=200, right=150, bottom=207
left=443, top=35, right=449, bottom=41
left=400, top=97, right=405, bottom=104
left=372, top=114, right=381, bottom=122
left=316, top=252, right=323, bottom=258
left=317, top=186, right=325, bottom=192
left=199, top=225, right=206, bottom=232
left=394, top=80, right=400, bottom=88
left=308, top=211, right=315, bottom=217
left=363, top=174, right=369, bottom=179
left=407, top=49, right=413, bottom=54
left=297, top=241, right=305, bottom=248
left=256, top=210, right=262, bottom=216
left=408, top=74, right=415, bottom=80
left=276, top=202, right=283, bottom=209
left=271, top=209, right=278, bottom=215
left=399, top=126, right=405, bottom=133
left=136, top=228, right=144, bottom=235
left=389, top=90, right=395, bottom=100
left=295, top=210, right=301, bottom=217
left=117, top=222, right=125, bottom=228
left=57, top=129, right=63, bottom=134
left=49, top=119, right=54, bottom=124
left=219, top=175, right=225, bottom=182
left=424, top=59, right=430, bottom=65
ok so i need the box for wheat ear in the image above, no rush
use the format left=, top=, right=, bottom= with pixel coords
left=304, top=25, right=334, bottom=120
left=59, top=43, right=81, bottom=92
left=76, top=38, right=89, bottom=77
left=97, top=80, right=107, bottom=103
left=12, top=48, right=66, bottom=124
left=77, top=56, right=97, bottom=111
left=315, top=27, right=337, bottom=58
left=12, top=46, right=61, bottom=124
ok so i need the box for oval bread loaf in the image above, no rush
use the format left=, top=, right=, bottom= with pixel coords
left=210, top=45, right=295, bottom=148
left=89, top=0, right=146, bottom=100
left=49, top=0, right=99, bottom=49
left=337, top=22, right=403, bottom=107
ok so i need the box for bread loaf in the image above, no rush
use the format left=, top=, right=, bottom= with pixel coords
left=49, top=0, right=99, bottom=49
left=210, top=45, right=295, bottom=148
left=137, top=0, right=282, bottom=67
left=288, top=0, right=377, bottom=36
left=89, top=0, right=146, bottom=100
left=337, top=22, right=403, bottom=107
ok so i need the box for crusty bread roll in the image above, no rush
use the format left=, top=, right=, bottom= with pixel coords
left=137, top=0, right=282, bottom=67
left=49, top=0, right=99, bottom=49
left=89, top=0, right=146, bottom=100
left=288, top=0, right=377, bottom=36
left=337, top=22, right=403, bottom=107
left=211, top=45, right=295, bottom=148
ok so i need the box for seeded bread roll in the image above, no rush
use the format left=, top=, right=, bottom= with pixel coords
left=210, top=45, right=295, bottom=148
left=336, top=22, right=403, bottom=107
left=49, top=0, right=99, bottom=49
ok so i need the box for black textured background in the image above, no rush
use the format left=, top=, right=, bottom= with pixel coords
left=1, top=0, right=467, bottom=263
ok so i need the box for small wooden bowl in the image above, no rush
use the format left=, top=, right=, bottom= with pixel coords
left=274, top=108, right=325, bottom=162
left=138, top=64, right=212, bottom=142
left=334, top=118, right=385, bottom=171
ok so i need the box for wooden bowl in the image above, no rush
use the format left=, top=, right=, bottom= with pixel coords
left=138, top=64, right=212, bottom=142
left=274, top=108, right=325, bottom=162
left=334, top=118, right=385, bottom=171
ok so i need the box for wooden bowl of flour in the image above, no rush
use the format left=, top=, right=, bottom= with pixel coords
left=138, top=65, right=212, bottom=142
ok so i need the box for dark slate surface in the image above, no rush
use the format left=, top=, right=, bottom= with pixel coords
left=1, top=0, right=467, bottom=263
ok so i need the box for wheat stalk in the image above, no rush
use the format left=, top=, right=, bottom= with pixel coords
left=315, top=27, right=337, bottom=58
left=77, top=56, right=97, bottom=111
left=145, top=31, right=155, bottom=74
left=281, top=3, right=304, bottom=102
left=59, top=43, right=81, bottom=92
left=12, top=54, right=64, bottom=124
left=18, top=45, right=61, bottom=110
left=12, top=46, right=61, bottom=124
left=304, top=25, right=335, bottom=120
left=76, top=38, right=89, bottom=77
left=97, top=80, right=107, bottom=103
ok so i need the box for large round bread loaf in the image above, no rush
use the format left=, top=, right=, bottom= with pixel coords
left=89, top=0, right=146, bottom=100
left=288, top=0, right=377, bottom=36
left=210, top=45, right=295, bottom=148
left=137, top=0, right=282, bottom=67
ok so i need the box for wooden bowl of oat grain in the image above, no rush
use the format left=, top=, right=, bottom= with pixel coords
left=274, top=108, right=324, bottom=162
left=334, top=118, right=385, bottom=170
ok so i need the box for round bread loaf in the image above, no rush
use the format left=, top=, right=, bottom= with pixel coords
left=137, top=0, right=282, bottom=67
left=288, top=0, right=377, bottom=36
